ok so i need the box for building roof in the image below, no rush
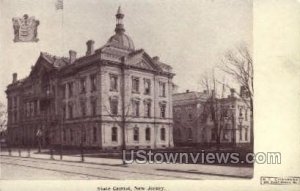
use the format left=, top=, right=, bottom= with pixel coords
left=173, top=91, right=209, bottom=105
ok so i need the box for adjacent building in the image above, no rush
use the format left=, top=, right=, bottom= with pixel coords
left=6, top=7, right=175, bottom=150
left=173, top=88, right=251, bottom=147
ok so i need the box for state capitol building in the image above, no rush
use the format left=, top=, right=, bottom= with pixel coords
left=6, top=7, right=175, bottom=150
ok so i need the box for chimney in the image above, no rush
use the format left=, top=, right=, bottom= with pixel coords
left=12, top=73, right=17, bottom=83
left=69, top=50, right=77, bottom=64
left=86, top=40, right=95, bottom=56
left=230, top=88, right=235, bottom=98
left=186, top=89, right=190, bottom=93
left=152, top=56, right=160, bottom=62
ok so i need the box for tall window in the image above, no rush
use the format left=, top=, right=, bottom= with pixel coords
left=63, top=129, right=66, bottom=142
left=70, top=129, right=74, bottom=142
left=159, top=82, right=166, bottom=97
left=160, top=128, right=166, bottom=141
left=62, top=105, right=66, bottom=119
left=245, top=109, right=248, bottom=121
left=240, top=127, right=243, bottom=141
left=132, top=77, right=140, bottom=93
left=133, top=127, right=139, bottom=141
left=110, top=74, right=118, bottom=91
left=91, top=99, right=97, bottom=116
left=112, top=127, right=118, bottom=142
left=68, top=104, right=73, bottom=119
left=80, top=77, right=86, bottom=93
left=62, top=85, right=66, bottom=98
left=110, top=98, right=118, bottom=115
left=160, top=103, right=166, bottom=118
left=144, top=101, right=151, bottom=118
left=144, top=79, right=151, bottom=95
left=82, top=129, right=86, bottom=143
left=132, top=100, right=140, bottom=117
left=145, top=127, right=151, bottom=141
left=68, top=82, right=73, bottom=98
left=90, top=74, right=97, bottom=92
left=245, top=127, right=248, bottom=141
left=93, top=127, right=97, bottom=142
left=188, top=128, right=192, bottom=140
left=80, top=101, right=86, bottom=117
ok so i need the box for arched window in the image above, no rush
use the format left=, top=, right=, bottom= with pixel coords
left=160, top=128, right=166, bottom=141
left=134, top=127, right=139, bottom=141
left=145, top=127, right=151, bottom=141
left=112, top=127, right=118, bottom=142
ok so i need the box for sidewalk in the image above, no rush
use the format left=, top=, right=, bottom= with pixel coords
left=1, top=149, right=253, bottom=178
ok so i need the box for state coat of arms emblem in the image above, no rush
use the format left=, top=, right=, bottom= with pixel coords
left=12, top=14, right=40, bottom=42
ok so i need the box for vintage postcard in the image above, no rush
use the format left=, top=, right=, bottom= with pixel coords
left=0, top=0, right=299, bottom=190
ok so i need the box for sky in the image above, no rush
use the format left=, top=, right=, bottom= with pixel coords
left=0, top=0, right=252, bottom=104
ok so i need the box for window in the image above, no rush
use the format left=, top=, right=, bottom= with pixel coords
left=133, top=127, right=139, bottom=141
left=80, top=101, right=86, bottom=117
left=82, top=129, right=86, bottom=143
left=144, top=79, right=151, bottom=95
left=70, top=129, right=74, bottom=142
left=132, top=100, right=140, bottom=117
left=80, top=78, right=86, bottom=93
left=110, top=74, right=118, bottom=91
left=109, top=98, right=118, bottom=115
left=188, top=128, right=192, bottom=140
left=188, top=112, right=193, bottom=120
left=145, top=127, right=151, bottom=141
left=68, top=82, right=73, bottom=98
left=222, top=129, right=227, bottom=140
left=160, top=103, right=166, bottom=118
left=62, top=85, right=66, bottom=99
left=144, top=101, right=151, bottom=118
left=175, top=108, right=181, bottom=119
left=112, top=127, right=118, bottom=142
left=245, top=109, right=248, bottom=121
left=245, top=127, right=248, bottom=141
left=239, top=107, right=243, bottom=117
left=91, top=99, right=97, bottom=116
left=160, top=128, right=166, bottom=141
left=93, top=127, right=97, bottom=142
left=63, top=129, right=66, bottom=142
left=159, top=82, right=166, bottom=97
left=132, top=77, right=140, bottom=93
left=211, top=129, right=216, bottom=140
left=90, top=74, right=97, bottom=92
left=62, top=105, right=66, bottom=119
left=68, top=104, right=73, bottom=119
left=240, top=127, right=243, bottom=141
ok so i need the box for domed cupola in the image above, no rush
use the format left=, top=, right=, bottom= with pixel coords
left=106, top=6, right=135, bottom=50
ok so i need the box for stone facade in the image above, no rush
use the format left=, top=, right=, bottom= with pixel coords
left=6, top=7, right=174, bottom=150
left=173, top=88, right=251, bottom=147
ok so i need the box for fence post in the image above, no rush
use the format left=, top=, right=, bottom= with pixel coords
left=27, top=146, right=30, bottom=158
left=80, top=142, right=84, bottom=162
left=50, top=146, right=54, bottom=160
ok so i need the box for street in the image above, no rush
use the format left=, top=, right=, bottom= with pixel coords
left=0, top=149, right=253, bottom=180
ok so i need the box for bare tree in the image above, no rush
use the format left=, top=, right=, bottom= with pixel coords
left=199, top=71, right=226, bottom=149
left=103, top=97, right=133, bottom=164
left=0, top=101, right=8, bottom=132
left=219, top=43, right=253, bottom=145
